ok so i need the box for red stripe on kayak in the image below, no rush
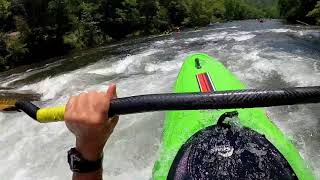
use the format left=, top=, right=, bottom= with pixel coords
left=197, top=74, right=206, bottom=92
left=202, top=74, right=210, bottom=92
left=197, top=73, right=215, bottom=92
left=197, top=74, right=207, bottom=92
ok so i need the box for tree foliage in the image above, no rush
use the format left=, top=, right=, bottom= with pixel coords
left=307, top=1, right=320, bottom=25
left=278, top=0, right=318, bottom=24
left=0, top=0, right=12, bottom=31
left=0, top=0, right=11, bottom=22
left=0, top=0, right=283, bottom=71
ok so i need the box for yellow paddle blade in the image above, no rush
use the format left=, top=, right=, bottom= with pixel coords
left=0, top=90, right=41, bottom=112
left=0, top=98, right=17, bottom=111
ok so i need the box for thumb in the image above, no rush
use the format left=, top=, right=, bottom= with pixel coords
left=106, top=83, right=117, bottom=99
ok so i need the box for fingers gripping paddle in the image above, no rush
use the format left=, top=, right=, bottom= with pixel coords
left=1, top=86, right=320, bottom=123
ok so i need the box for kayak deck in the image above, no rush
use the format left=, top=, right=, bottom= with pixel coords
left=153, top=53, right=314, bottom=180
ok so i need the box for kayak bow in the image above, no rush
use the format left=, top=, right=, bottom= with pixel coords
left=152, top=53, right=315, bottom=180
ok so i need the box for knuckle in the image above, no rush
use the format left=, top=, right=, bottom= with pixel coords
left=79, top=92, right=88, bottom=98
left=88, top=92, right=98, bottom=100
left=66, top=96, right=76, bottom=107
left=88, top=91, right=97, bottom=95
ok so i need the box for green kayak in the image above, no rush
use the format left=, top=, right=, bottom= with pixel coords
left=153, top=53, right=314, bottom=180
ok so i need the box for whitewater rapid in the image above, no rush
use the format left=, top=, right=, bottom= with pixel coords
left=0, top=20, right=319, bottom=179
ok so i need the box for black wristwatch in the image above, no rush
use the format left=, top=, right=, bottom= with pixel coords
left=67, top=148, right=103, bottom=173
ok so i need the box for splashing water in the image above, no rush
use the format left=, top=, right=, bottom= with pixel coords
left=0, top=20, right=319, bottom=179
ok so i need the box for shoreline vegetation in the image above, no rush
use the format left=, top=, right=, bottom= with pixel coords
left=1, top=0, right=320, bottom=72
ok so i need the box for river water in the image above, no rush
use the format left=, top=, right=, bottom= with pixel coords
left=0, top=20, right=319, bottom=179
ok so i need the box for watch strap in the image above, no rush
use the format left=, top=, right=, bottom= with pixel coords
left=68, top=148, right=103, bottom=173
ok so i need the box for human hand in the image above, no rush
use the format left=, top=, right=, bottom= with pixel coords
left=65, top=84, right=119, bottom=161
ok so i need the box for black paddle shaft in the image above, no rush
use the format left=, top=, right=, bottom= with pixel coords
left=108, top=86, right=320, bottom=116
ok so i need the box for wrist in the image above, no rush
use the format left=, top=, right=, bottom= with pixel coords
left=76, top=139, right=104, bottom=161
left=68, top=148, right=103, bottom=174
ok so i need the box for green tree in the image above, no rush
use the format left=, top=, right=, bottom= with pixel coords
left=0, top=0, right=12, bottom=31
left=139, top=0, right=160, bottom=33
left=154, top=6, right=170, bottom=32
left=4, top=35, right=28, bottom=64
left=211, top=0, right=225, bottom=21
left=184, top=0, right=214, bottom=27
left=64, top=2, right=108, bottom=48
left=225, top=0, right=266, bottom=20
left=0, top=0, right=11, bottom=22
left=307, top=1, right=320, bottom=25
left=0, top=0, right=295, bottom=72
left=14, top=16, right=31, bottom=41
left=278, top=0, right=317, bottom=23
left=102, top=0, right=141, bottom=39
left=48, top=0, right=70, bottom=43
left=167, top=0, right=188, bottom=26
left=0, top=32, right=7, bottom=68
left=225, top=0, right=237, bottom=20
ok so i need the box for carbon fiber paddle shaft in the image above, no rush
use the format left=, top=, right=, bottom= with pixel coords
left=109, top=86, right=320, bottom=116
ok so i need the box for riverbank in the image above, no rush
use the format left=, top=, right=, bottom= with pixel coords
left=1, top=0, right=281, bottom=72
left=4, top=0, right=320, bottom=73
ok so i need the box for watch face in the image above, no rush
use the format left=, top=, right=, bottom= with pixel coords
left=68, top=148, right=103, bottom=173
left=70, top=154, right=81, bottom=171
left=68, top=148, right=82, bottom=172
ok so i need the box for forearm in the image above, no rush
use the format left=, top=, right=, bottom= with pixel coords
left=73, top=170, right=103, bottom=180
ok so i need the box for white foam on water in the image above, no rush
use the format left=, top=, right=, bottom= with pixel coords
left=255, top=28, right=296, bottom=34
left=268, top=28, right=294, bottom=33
left=184, top=37, right=201, bottom=43
left=88, top=49, right=162, bottom=76
left=266, top=105, right=320, bottom=177
left=0, top=110, right=72, bottom=180
left=296, top=30, right=320, bottom=39
left=203, top=32, right=228, bottom=41
left=1, top=23, right=320, bottom=180
left=0, top=47, right=179, bottom=180
left=99, top=72, right=176, bottom=179
left=145, top=60, right=183, bottom=73
left=221, top=44, right=320, bottom=178
left=104, top=167, right=152, bottom=180
left=227, top=31, right=256, bottom=41
left=232, top=34, right=256, bottom=41
left=257, top=51, right=320, bottom=86
left=19, top=73, right=77, bottom=101
left=185, top=26, right=239, bottom=34
left=153, top=39, right=176, bottom=46
left=214, top=26, right=239, bottom=30
left=1, top=72, right=37, bottom=87
left=1, top=62, right=63, bottom=87
left=183, top=30, right=255, bottom=45
left=203, top=31, right=256, bottom=42
left=281, top=60, right=320, bottom=86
